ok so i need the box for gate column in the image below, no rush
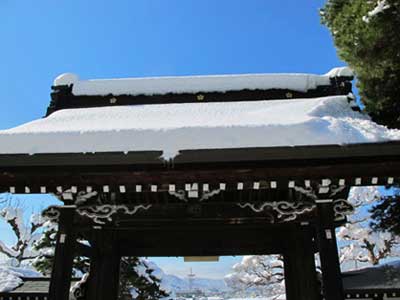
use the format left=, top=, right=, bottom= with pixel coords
left=316, top=200, right=344, bottom=300
left=87, top=228, right=121, bottom=300
left=48, top=207, right=76, bottom=300
left=284, top=225, right=319, bottom=300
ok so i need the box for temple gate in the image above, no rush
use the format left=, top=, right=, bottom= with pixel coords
left=0, top=69, right=399, bottom=300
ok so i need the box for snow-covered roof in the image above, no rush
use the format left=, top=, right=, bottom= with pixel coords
left=53, top=67, right=353, bottom=96
left=0, top=266, right=41, bottom=293
left=0, top=95, right=399, bottom=159
left=343, top=261, right=400, bottom=290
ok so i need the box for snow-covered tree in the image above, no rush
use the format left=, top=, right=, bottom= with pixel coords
left=120, top=257, right=168, bottom=300
left=0, top=206, right=44, bottom=266
left=337, top=187, right=400, bottom=267
left=224, top=255, right=285, bottom=299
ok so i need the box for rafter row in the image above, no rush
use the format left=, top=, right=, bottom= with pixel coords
left=4, top=176, right=396, bottom=195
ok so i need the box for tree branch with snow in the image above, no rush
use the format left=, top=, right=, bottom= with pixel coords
left=0, top=206, right=45, bottom=266
left=225, top=255, right=285, bottom=298
left=337, top=187, right=400, bottom=268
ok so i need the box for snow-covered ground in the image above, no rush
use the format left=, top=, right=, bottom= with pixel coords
left=0, top=95, right=399, bottom=159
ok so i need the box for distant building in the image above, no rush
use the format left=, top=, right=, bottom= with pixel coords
left=342, top=263, right=400, bottom=300
left=0, top=277, right=80, bottom=300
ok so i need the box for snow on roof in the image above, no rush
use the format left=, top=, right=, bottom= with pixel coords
left=53, top=67, right=353, bottom=97
left=324, top=66, right=354, bottom=78
left=0, top=266, right=41, bottom=293
left=343, top=261, right=400, bottom=289
left=0, top=95, right=399, bottom=159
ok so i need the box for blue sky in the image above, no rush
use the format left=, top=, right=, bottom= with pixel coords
left=0, top=0, right=345, bottom=279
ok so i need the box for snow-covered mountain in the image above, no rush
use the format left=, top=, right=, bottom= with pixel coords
left=145, top=259, right=229, bottom=293
left=162, top=273, right=229, bottom=292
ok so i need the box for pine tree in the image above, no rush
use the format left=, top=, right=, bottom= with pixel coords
left=119, top=257, right=168, bottom=300
left=321, top=0, right=400, bottom=128
left=32, top=225, right=57, bottom=275
left=370, top=191, right=400, bottom=236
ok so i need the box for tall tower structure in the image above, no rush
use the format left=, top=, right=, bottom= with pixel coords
left=187, top=268, right=196, bottom=292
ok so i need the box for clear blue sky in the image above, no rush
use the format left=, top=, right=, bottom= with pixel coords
left=0, top=0, right=345, bottom=279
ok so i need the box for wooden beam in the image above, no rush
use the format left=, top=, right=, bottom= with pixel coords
left=48, top=208, right=76, bottom=300
left=115, top=224, right=288, bottom=256
left=316, top=201, right=344, bottom=300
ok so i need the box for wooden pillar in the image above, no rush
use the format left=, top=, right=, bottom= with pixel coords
left=316, top=200, right=344, bottom=300
left=283, top=225, right=319, bottom=300
left=87, top=228, right=121, bottom=300
left=48, top=207, right=76, bottom=300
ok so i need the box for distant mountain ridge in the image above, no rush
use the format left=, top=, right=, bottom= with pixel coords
left=162, top=273, right=229, bottom=292
left=145, top=260, right=229, bottom=292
